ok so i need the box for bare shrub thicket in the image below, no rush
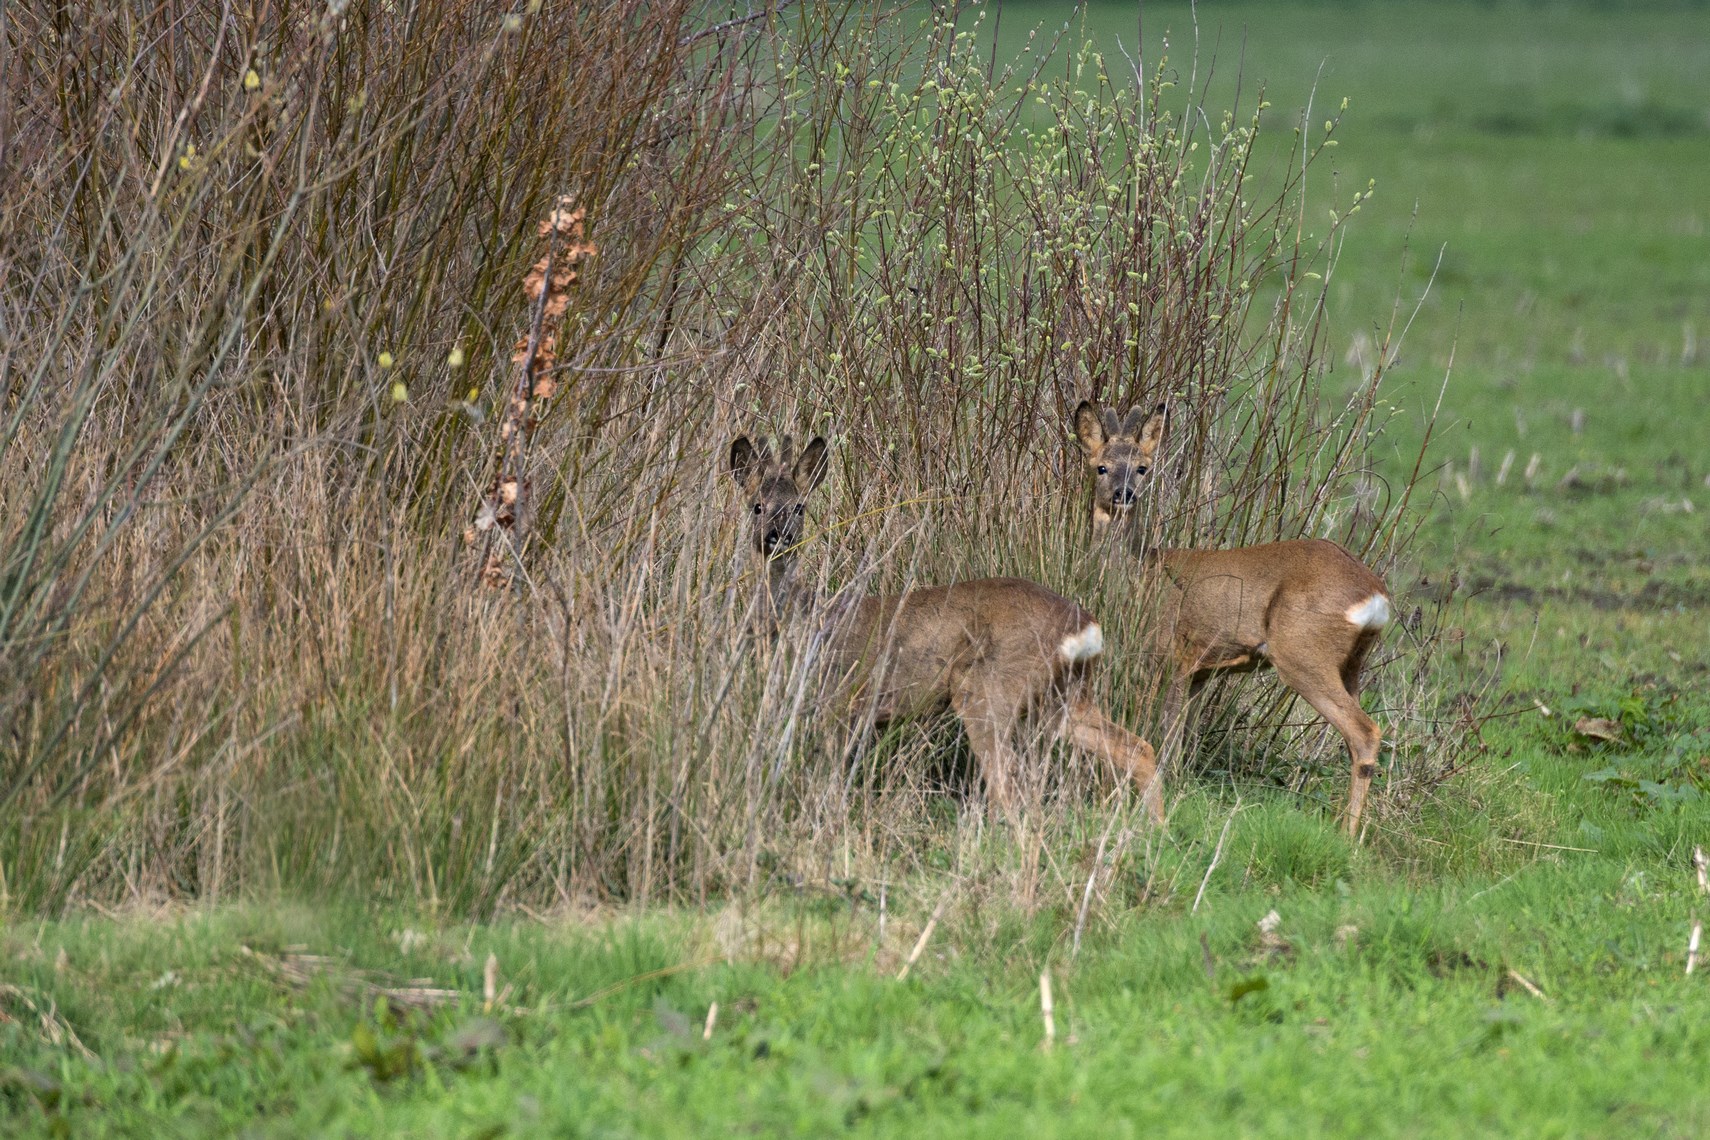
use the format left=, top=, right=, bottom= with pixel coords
left=1, top=3, right=1465, bottom=914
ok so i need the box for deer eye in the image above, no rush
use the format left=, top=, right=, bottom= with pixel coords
left=1136, top=465, right=1148, bottom=475
left=793, top=504, right=805, bottom=515
left=753, top=504, right=763, bottom=515
left=1096, top=466, right=1108, bottom=475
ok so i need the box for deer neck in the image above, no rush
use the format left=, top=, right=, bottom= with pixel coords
left=767, top=557, right=797, bottom=614
left=1091, top=508, right=1169, bottom=561
left=751, top=554, right=817, bottom=638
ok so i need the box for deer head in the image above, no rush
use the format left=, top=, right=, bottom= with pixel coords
left=1071, top=401, right=1165, bottom=532
left=727, top=433, right=830, bottom=563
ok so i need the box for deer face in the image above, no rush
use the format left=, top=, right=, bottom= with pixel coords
left=728, top=434, right=829, bottom=562
left=1071, top=401, right=1165, bottom=531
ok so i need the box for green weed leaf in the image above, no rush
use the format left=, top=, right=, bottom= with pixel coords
left=1227, top=975, right=1270, bottom=1004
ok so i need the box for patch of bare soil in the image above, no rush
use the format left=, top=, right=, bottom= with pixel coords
left=1466, top=575, right=1710, bottom=612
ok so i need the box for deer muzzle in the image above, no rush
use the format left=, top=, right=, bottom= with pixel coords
left=761, top=512, right=799, bottom=556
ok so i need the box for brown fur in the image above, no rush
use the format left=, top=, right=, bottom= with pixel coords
left=729, top=434, right=1162, bottom=821
left=1071, top=401, right=1391, bottom=837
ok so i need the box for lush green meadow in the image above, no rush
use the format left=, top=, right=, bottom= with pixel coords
left=6, top=2, right=1710, bottom=1134
left=6, top=866, right=1710, bottom=1136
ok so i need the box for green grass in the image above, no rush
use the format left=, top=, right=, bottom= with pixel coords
left=6, top=1, right=1710, bottom=1134
left=5, top=827, right=1710, bottom=1136
left=5, top=705, right=1708, bottom=1134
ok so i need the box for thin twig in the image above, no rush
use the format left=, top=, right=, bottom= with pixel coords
left=678, top=1, right=800, bottom=47
left=1688, top=847, right=1707, bottom=976
left=1038, top=970, right=1056, bottom=1051
left=0, top=984, right=96, bottom=1060
left=1072, top=809, right=1123, bottom=959
left=897, top=889, right=952, bottom=981
left=703, top=1001, right=719, bottom=1040
left=1193, top=799, right=1240, bottom=914
left=1495, top=837, right=1598, bottom=853
left=568, top=957, right=722, bottom=1009
left=1505, top=968, right=1548, bottom=1001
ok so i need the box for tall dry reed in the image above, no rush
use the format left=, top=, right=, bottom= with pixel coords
left=1, top=2, right=1468, bottom=915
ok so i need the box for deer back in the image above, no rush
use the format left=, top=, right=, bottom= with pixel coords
left=818, top=578, right=1099, bottom=724
left=1150, top=539, right=1388, bottom=655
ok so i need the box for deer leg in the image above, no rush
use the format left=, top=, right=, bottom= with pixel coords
left=1275, top=663, right=1382, bottom=839
left=1062, top=697, right=1164, bottom=825
left=1155, top=661, right=1198, bottom=778
left=1333, top=643, right=1381, bottom=835
left=1341, top=630, right=1379, bottom=699
left=951, top=684, right=1022, bottom=821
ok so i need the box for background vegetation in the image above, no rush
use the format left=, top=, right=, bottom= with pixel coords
left=3, top=0, right=1708, bottom=1134
left=1, top=0, right=1452, bottom=911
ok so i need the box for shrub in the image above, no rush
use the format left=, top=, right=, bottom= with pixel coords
left=0, top=2, right=1462, bottom=912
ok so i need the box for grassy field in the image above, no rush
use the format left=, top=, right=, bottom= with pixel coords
left=5, top=1, right=1710, bottom=1134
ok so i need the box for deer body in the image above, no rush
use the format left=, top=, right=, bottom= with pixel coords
left=1072, top=402, right=1391, bottom=836
left=731, top=435, right=1162, bottom=821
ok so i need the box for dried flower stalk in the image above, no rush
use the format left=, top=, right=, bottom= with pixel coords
left=467, top=195, right=596, bottom=587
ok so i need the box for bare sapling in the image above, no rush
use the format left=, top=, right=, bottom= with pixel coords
left=1069, top=401, right=1393, bottom=837
left=728, top=434, right=1163, bottom=823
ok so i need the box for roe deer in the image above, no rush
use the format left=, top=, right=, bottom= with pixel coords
left=1070, top=401, right=1392, bottom=837
left=729, top=433, right=1163, bottom=822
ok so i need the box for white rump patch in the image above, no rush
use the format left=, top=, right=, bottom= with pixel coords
left=1345, top=593, right=1392, bottom=630
left=1058, top=622, right=1105, bottom=663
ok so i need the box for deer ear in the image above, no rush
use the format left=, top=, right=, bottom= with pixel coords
left=729, top=436, right=767, bottom=491
left=1137, top=403, right=1167, bottom=454
left=1071, top=401, right=1106, bottom=455
left=1119, top=404, right=1149, bottom=438
left=795, top=437, right=830, bottom=494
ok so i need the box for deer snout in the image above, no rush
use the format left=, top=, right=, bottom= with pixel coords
left=761, top=513, right=798, bottom=556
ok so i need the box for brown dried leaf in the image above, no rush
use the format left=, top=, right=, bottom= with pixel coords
left=1573, top=717, right=1623, bottom=742
left=523, top=261, right=549, bottom=299
left=540, top=198, right=585, bottom=237
left=512, top=331, right=558, bottom=372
